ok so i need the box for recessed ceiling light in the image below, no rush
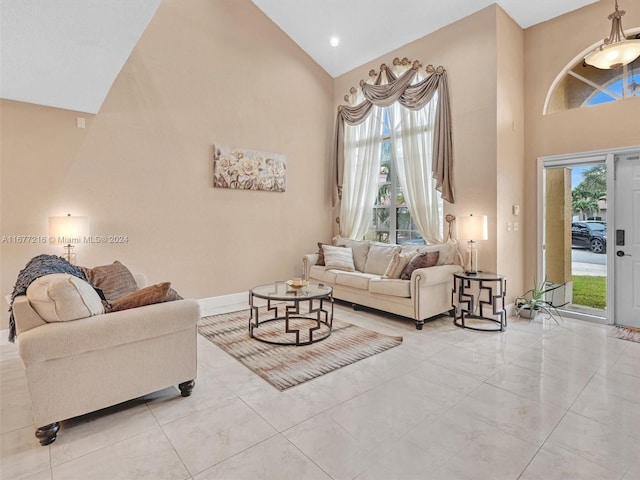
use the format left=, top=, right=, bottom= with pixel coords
left=329, top=36, right=340, bottom=47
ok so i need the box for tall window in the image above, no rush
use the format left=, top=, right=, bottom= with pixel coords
left=370, top=111, right=441, bottom=244
left=336, top=59, right=454, bottom=245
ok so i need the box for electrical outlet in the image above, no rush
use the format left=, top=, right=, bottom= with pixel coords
left=507, top=222, right=512, bottom=232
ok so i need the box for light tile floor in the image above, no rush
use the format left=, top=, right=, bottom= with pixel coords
left=1, top=303, right=639, bottom=480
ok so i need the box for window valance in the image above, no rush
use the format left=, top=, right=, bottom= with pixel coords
left=334, top=60, right=455, bottom=204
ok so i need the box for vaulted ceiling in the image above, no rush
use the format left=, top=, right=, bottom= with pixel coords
left=0, top=0, right=598, bottom=114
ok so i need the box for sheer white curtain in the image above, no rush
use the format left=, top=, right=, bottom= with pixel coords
left=339, top=106, right=385, bottom=239
left=388, top=95, right=443, bottom=243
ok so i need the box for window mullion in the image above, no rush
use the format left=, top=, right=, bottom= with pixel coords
left=388, top=136, right=397, bottom=241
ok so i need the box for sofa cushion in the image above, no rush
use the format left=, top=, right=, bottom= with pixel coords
left=322, top=245, right=355, bottom=272
left=26, top=274, right=104, bottom=322
left=107, top=282, right=183, bottom=312
left=400, top=251, right=440, bottom=280
left=309, top=265, right=338, bottom=284
left=364, top=244, right=402, bottom=275
left=82, top=261, right=139, bottom=302
left=369, top=278, right=411, bottom=298
left=333, top=236, right=370, bottom=272
left=335, top=271, right=378, bottom=290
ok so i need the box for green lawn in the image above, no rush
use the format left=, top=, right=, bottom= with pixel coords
left=572, top=275, right=606, bottom=309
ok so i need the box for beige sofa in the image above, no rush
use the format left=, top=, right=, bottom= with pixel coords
left=303, top=239, right=463, bottom=329
left=12, top=273, right=199, bottom=445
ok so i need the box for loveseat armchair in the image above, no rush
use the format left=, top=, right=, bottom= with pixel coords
left=12, top=273, right=199, bottom=445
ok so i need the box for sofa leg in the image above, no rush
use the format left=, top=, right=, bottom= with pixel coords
left=179, top=380, right=195, bottom=397
left=415, top=320, right=424, bottom=330
left=35, top=422, right=60, bottom=446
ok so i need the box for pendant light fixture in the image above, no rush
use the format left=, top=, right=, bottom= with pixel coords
left=584, top=0, right=640, bottom=70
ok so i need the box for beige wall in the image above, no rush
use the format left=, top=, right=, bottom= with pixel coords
left=524, top=0, right=640, bottom=283
left=496, top=7, right=525, bottom=300
left=334, top=5, right=526, bottom=297
left=0, top=0, right=334, bottom=329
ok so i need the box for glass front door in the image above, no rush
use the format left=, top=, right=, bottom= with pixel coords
left=544, top=162, right=607, bottom=320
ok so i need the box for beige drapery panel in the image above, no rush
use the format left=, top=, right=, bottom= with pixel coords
left=334, top=62, right=454, bottom=205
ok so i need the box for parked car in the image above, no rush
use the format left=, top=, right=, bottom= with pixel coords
left=572, top=221, right=606, bottom=253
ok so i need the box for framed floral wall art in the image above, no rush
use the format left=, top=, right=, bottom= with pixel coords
left=213, top=145, right=286, bottom=192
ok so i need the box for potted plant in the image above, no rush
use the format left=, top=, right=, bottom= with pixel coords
left=514, top=278, right=564, bottom=321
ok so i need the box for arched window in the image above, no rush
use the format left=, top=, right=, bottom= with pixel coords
left=545, top=28, right=640, bottom=114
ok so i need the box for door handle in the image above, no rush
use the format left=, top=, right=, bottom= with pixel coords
left=616, top=250, right=632, bottom=257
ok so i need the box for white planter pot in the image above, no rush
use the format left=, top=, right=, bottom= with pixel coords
left=517, top=306, right=539, bottom=319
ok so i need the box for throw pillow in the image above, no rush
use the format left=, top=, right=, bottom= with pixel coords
left=322, top=245, right=355, bottom=272
left=364, top=244, right=402, bottom=275
left=383, top=250, right=420, bottom=279
left=316, top=242, right=344, bottom=266
left=26, top=273, right=104, bottom=322
left=82, top=261, right=138, bottom=302
left=400, top=251, right=440, bottom=280
left=107, top=282, right=183, bottom=312
left=333, top=236, right=370, bottom=272
left=414, top=242, right=458, bottom=266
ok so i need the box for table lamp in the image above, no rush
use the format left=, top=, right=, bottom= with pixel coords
left=49, top=214, right=89, bottom=265
left=458, top=214, right=488, bottom=274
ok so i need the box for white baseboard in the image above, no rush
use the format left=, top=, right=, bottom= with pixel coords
left=198, top=292, right=249, bottom=317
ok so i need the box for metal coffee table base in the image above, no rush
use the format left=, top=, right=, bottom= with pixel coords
left=249, top=297, right=333, bottom=346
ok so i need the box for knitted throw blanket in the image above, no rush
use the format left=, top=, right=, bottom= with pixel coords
left=8, top=254, right=88, bottom=343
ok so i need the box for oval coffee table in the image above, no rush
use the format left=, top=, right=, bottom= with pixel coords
left=249, top=281, right=334, bottom=346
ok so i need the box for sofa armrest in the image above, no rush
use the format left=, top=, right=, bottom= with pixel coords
left=411, top=264, right=463, bottom=292
left=12, top=295, right=48, bottom=336
left=303, top=253, right=319, bottom=280
left=19, top=299, right=200, bottom=366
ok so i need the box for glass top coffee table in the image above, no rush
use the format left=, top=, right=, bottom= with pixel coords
left=249, top=281, right=333, bottom=346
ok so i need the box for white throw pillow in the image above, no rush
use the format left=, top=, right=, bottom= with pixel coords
left=365, top=244, right=402, bottom=275
left=323, top=245, right=355, bottom=272
left=333, top=236, right=370, bottom=272
left=27, top=273, right=104, bottom=322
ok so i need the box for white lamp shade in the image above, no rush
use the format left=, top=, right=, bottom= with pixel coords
left=457, top=214, right=488, bottom=241
left=585, top=40, right=640, bottom=69
left=49, top=215, right=89, bottom=244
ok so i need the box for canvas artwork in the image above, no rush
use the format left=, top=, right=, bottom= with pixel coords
left=213, top=145, right=286, bottom=192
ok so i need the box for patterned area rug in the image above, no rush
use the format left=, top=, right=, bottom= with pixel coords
left=199, top=308, right=402, bottom=390
left=611, top=325, right=640, bottom=343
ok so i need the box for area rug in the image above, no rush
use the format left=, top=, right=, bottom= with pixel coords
left=610, top=325, right=640, bottom=343
left=198, top=308, right=402, bottom=390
